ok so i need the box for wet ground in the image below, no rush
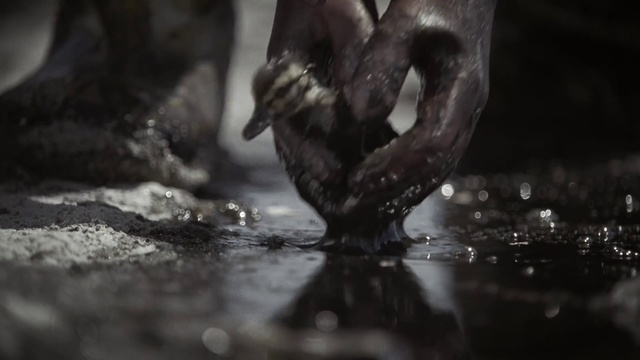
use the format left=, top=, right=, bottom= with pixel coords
left=2, top=159, right=640, bottom=359
left=2, top=1, right=640, bottom=359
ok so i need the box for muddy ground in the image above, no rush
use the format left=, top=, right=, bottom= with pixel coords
left=1, top=1, right=640, bottom=359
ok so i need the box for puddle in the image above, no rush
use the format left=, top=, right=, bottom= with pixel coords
left=205, top=158, right=640, bottom=359
left=2, top=159, right=640, bottom=359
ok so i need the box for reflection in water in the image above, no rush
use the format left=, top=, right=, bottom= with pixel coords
left=2, top=159, right=640, bottom=359
left=268, top=255, right=468, bottom=360
left=214, top=158, right=640, bottom=359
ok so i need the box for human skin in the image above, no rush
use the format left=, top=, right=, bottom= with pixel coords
left=251, top=0, right=497, bottom=253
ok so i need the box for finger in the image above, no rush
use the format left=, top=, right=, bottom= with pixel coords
left=349, top=6, right=491, bottom=189
left=317, top=0, right=376, bottom=87
left=344, top=75, right=485, bottom=215
left=269, top=1, right=378, bottom=84
left=250, top=0, right=375, bottom=141
left=340, top=129, right=456, bottom=217
left=344, top=0, right=496, bottom=207
left=343, top=0, right=415, bottom=124
left=253, top=0, right=360, bottom=141
left=267, top=0, right=332, bottom=62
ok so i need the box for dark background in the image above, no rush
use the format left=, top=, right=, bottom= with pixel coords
left=461, top=0, right=640, bottom=172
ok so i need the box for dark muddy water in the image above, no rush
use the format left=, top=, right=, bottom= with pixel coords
left=2, top=158, right=639, bottom=360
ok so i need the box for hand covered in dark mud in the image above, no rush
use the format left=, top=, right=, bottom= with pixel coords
left=246, top=0, right=496, bottom=225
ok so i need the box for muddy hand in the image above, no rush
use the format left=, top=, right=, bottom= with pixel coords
left=243, top=0, right=381, bottom=211
left=341, top=0, right=497, bottom=215
left=243, top=0, right=378, bottom=140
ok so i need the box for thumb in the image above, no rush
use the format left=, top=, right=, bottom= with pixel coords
left=343, top=1, right=415, bottom=125
left=317, top=0, right=376, bottom=87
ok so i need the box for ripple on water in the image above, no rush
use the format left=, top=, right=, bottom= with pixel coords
left=406, top=240, right=478, bottom=263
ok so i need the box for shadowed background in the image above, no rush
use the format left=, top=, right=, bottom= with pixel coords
left=2, top=0, right=639, bottom=176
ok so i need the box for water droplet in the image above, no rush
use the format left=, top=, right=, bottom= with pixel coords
left=525, top=208, right=559, bottom=227
left=441, top=184, right=454, bottom=198
left=522, top=266, right=535, bottom=277
left=315, top=311, right=339, bottom=332
left=486, top=255, right=498, bottom=264
left=576, top=236, right=593, bottom=249
left=202, top=327, right=231, bottom=355
left=379, top=260, right=396, bottom=268
left=603, top=245, right=640, bottom=261
left=302, top=337, right=327, bottom=354
left=478, top=190, right=489, bottom=202
left=451, top=246, right=477, bottom=263
left=545, top=305, right=560, bottom=318
left=520, top=183, right=532, bottom=200
left=508, top=232, right=529, bottom=246
left=165, top=191, right=173, bottom=199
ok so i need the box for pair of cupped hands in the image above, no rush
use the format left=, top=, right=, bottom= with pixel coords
left=252, top=0, right=494, bottom=221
